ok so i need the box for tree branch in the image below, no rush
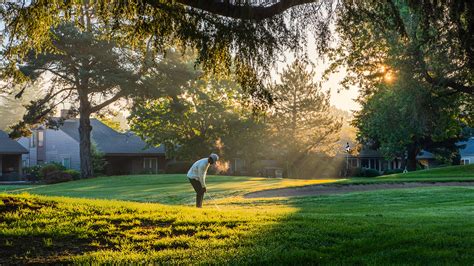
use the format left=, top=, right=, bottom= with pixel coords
left=90, top=93, right=124, bottom=112
left=161, top=0, right=318, bottom=20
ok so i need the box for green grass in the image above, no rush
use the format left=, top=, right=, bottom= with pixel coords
left=0, top=175, right=337, bottom=204
left=1, top=165, right=474, bottom=264
left=342, top=164, right=474, bottom=184
left=2, top=186, right=474, bottom=264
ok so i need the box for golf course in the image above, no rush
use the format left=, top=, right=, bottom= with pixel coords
left=1, top=164, right=474, bottom=264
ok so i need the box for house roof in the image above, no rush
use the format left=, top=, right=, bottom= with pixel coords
left=59, top=119, right=165, bottom=155
left=356, top=149, right=382, bottom=158
left=0, top=130, right=29, bottom=154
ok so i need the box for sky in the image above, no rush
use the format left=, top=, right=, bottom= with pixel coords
left=273, top=30, right=360, bottom=112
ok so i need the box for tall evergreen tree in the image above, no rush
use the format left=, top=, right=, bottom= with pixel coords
left=269, top=60, right=341, bottom=176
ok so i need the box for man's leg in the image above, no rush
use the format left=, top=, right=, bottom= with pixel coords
left=189, top=179, right=204, bottom=208
left=196, top=188, right=204, bottom=208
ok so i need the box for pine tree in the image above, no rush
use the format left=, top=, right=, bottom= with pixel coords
left=269, top=60, right=342, bottom=177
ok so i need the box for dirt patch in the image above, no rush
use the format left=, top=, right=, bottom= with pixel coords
left=245, top=181, right=474, bottom=198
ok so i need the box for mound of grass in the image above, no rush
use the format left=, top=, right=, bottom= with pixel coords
left=0, top=175, right=336, bottom=204
left=2, top=185, right=474, bottom=264
left=345, top=164, right=474, bottom=184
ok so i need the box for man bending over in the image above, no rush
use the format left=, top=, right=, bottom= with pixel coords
left=187, top=153, right=219, bottom=208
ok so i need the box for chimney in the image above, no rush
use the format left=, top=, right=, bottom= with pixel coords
left=60, top=109, right=73, bottom=119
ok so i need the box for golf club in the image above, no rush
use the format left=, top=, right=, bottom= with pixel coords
left=206, top=192, right=221, bottom=210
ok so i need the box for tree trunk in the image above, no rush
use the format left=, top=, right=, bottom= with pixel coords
left=79, top=113, right=94, bottom=178
left=406, top=145, right=419, bottom=171
left=78, top=90, right=94, bottom=178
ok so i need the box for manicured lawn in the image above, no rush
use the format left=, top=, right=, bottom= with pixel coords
left=0, top=175, right=337, bottom=204
left=1, top=165, right=473, bottom=264
left=2, top=186, right=474, bottom=264
left=342, top=164, right=474, bottom=184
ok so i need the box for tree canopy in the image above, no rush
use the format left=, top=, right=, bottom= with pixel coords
left=0, top=0, right=334, bottom=107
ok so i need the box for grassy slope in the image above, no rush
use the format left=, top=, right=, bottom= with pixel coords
left=0, top=175, right=337, bottom=204
left=1, top=166, right=474, bottom=264
left=342, top=164, right=474, bottom=184
left=2, top=186, right=474, bottom=264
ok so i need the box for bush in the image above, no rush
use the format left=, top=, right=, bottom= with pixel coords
left=63, top=169, right=81, bottom=180
left=23, top=165, right=42, bottom=180
left=39, top=162, right=66, bottom=179
left=363, top=168, right=381, bottom=177
left=92, top=144, right=107, bottom=175
left=166, top=161, right=193, bottom=174
left=383, top=169, right=403, bottom=175
left=350, top=167, right=381, bottom=177
left=43, top=170, right=73, bottom=184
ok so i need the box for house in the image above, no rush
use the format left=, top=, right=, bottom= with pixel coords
left=18, top=116, right=167, bottom=175
left=345, top=149, right=402, bottom=173
left=460, top=137, right=474, bottom=165
left=344, top=138, right=474, bottom=174
left=0, top=130, right=28, bottom=181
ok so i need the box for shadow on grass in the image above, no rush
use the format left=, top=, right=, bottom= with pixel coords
left=223, top=187, right=474, bottom=264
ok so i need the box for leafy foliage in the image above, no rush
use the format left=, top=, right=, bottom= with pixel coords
left=328, top=1, right=473, bottom=170
left=0, top=1, right=335, bottom=107
left=129, top=77, right=265, bottom=164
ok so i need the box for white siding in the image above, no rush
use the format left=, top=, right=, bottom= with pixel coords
left=44, top=129, right=80, bottom=170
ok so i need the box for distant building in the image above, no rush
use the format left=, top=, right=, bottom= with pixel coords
left=0, top=130, right=28, bottom=181
left=344, top=138, right=474, bottom=174
left=18, top=115, right=167, bottom=176
left=460, top=137, right=474, bottom=165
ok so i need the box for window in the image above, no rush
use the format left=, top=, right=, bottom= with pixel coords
left=143, top=158, right=158, bottom=173
left=461, top=159, right=470, bottom=165
left=30, top=132, right=36, bottom=148
left=361, top=159, right=369, bottom=168
left=62, top=158, right=71, bottom=169
left=349, top=158, right=358, bottom=167
left=38, top=131, right=44, bottom=147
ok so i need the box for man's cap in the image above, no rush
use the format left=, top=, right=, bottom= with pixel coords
left=209, top=153, right=219, bottom=163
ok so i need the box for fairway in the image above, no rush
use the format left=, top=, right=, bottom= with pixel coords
left=2, top=186, right=474, bottom=264
left=2, top=165, right=474, bottom=264
left=0, top=175, right=338, bottom=204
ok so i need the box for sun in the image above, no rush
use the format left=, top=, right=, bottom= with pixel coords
left=384, top=72, right=395, bottom=83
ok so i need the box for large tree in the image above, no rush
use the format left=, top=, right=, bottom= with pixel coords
left=8, top=23, right=194, bottom=178
left=327, top=1, right=473, bottom=170
left=129, top=76, right=266, bottom=166
left=269, top=60, right=341, bottom=177
left=0, top=1, right=335, bottom=107
left=354, top=71, right=466, bottom=171
left=0, top=84, right=38, bottom=130
left=328, top=1, right=473, bottom=97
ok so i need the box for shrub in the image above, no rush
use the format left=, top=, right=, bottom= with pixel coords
left=63, top=169, right=81, bottom=180
left=350, top=167, right=380, bottom=177
left=43, top=170, right=73, bottom=184
left=39, top=162, right=66, bottom=179
left=92, top=144, right=107, bottom=176
left=166, top=161, right=193, bottom=174
left=383, top=169, right=403, bottom=175
left=363, top=168, right=381, bottom=177
left=23, top=165, right=42, bottom=180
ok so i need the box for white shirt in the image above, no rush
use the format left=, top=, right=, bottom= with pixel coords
left=187, top=158, right=210, bottom=188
